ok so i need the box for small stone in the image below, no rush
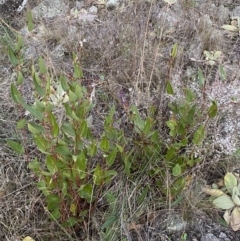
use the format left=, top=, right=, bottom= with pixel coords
left=201, top=233, right=219, bottom=241
left=89, top=6, right=98, bottom=14
left=232, top=6, right=240, bottom=17
left=106, top=0, right=119, bottom=8
left=76, top=1, right=84, bottom=10
left=219, top=232, right=230, bottom=241
left=32, top=0, right=68, bottom=19
left=166, top=213, right=187, bottom=233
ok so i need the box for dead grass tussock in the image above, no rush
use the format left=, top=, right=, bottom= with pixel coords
left=91, top=171, right=165, bottom=240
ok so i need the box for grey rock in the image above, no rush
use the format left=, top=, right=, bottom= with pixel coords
left=89, top=6, right=98, bottom=14
left=106, top=0, right=119, bottom=8
left=188, top=42, right=203, bottom=60
left=24, top=45, right=38, bottom=60
left=219, top=232, right=230, bottom=241
left=232, top=6, right=240, bottom=17
left=216, top=5, right=230, bottom=25
left=183, top=66, right=197, bottom=80
left=166, top=213, right=187, bottom=233
left=156, top=10, right=179, bottom=28
left=68, top=25, right=78, bottom=36
left=76, top=9, right=97, bottom=22
left=76, top=1, right=84, bottom=10
left=0, top=0, right=23, bottom=18
left=209, top=29, right=225, bottom=49
left=32, top=0, right=68, bottom=19
left=51, top=45, right=66, bottom=61
left=201, top=233, right=219, bottom=241
left=198, top=14, right=213, bottom=30
left=16, top=0, right=28, bottom=12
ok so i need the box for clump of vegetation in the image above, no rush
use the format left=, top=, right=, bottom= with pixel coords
left=1, top=1, right=238, bottom=240
left=9, top=49, right=121, bottom=226
left=203, top=172, right=240, bottom=231
left=222, top=16, right=240, bottom=37
left=5, top=29, right=220, bottom=230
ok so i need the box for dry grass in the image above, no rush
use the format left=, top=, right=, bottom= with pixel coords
left=0, top=0, right=240, bottom=240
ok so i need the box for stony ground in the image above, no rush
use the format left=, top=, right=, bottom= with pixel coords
left=1, top=0, right=240, bottom=240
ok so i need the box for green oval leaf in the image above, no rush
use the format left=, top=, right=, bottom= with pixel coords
left=27, top=10, right=35, bottom=31
left=172, top=163, right=181, bottom=177
left=219, top=64, right=226, bottom=81
left=204, top=50, right=213, bottom=60
left=6, top=140, right=24, bottom=154
left=213, top=195, right=235, bottom=210
left=193, top=125, right=205, bottom=145
left=222, top=25, right=239, bottom=31
left=22, top=102, right=44, bottom=120
left=75, top=152, right=87, bottom=179
left=100, top=136, right=109, bottom=152
left=75, top=84, right=84, bottom=99
left=230, top=206, right=240, bottom=231
left=65, top=217, right=79, bottom=227
left=93, top=164, right=103, bottom=185
left=198, top=67, right=205, bottom=87
left=48, top=112, right=59, bottom=137
left=163, top=0, right=177, bottom=5
left=202, top=187, right=225, bottom=197
left=69, top=90, right=77, bottom=102
left=88, top=141, right=97, bottom=157
left=29, top=158, right=41, bottom=173
left=11, top=84, right=23, bottom=104
left=213, top=51, right=222, bottom=60
left=106, top=148, right=117, bottom=167
left=46, top=155, right=58, bottom=175
left=131, top=106, right=144, bottom=131
left=166, top=80, right=174, bottom=95
left=137, top=186, right=149, bottom=206
left=170, top=42, right=178, bottom=57
left=143, top=119, right=152, bottom=135
left=16, top=34, right=24, bottom=51
left=8, top=47, right=18, bottom=66
left=79, top=120, right=88, bottom=137
left=232, top=194, right=240, bottom=206
left=73, top=63, right=83, bottom=79
left=34, top=99, right=45, bottom=112
left=33, top=73, right=45, bottom=97
left=78, top=184, right=93, bottom=203
left=166, top=146, right=176, bottom=162
left=17, top=118, right=27, bottom=129
left=55, top=145, right=70, bottom=156
left=101, top=216, right=118, bottom=230
left=224, top=172, right=237, bottom=194
left=208, top=101, right=218, bottom=119
left=28, top=122, right=44, bottom=134
left=60, top=75, right=69, bottom=91
left=116, top=144, right=123, bottom=153
left=166, top=120, right=177, bottom=130
left=104, top=170, right=117, bottom=182
left=16, top=71, right=24, bottom=85
left=34, top=134, right=50, bottom=153
left=38, top=56, right=47, bottom=74
left=62, top=122, right=75, bottom=137
left=46, top=194, right=61, bottom=210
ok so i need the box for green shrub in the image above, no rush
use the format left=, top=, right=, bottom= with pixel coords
left=7, top=37, right=219, bottom=227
